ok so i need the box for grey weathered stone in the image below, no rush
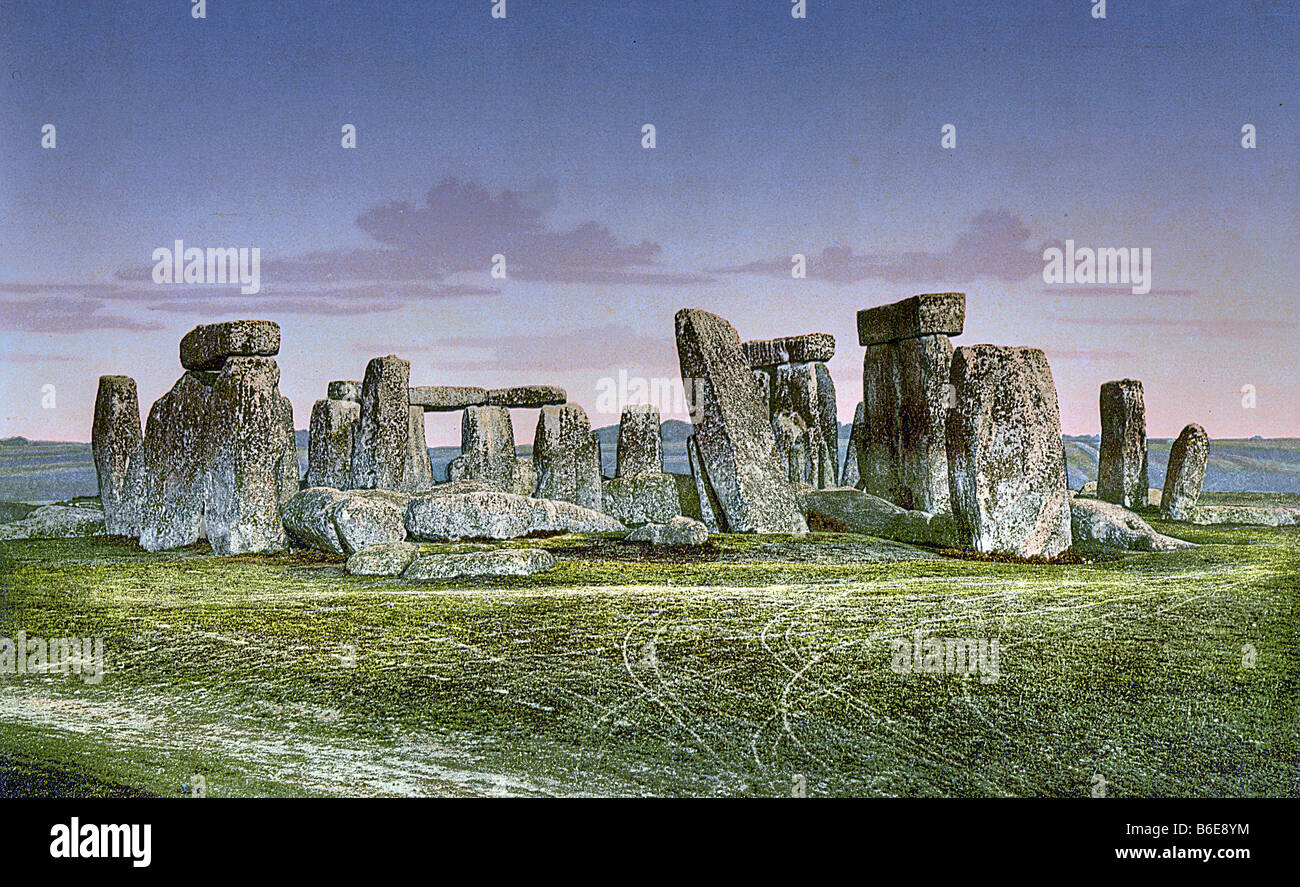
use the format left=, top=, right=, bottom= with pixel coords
left=180, top=320, right=280, bottom=371
left=0, top=503, right=105, bottom=541
left=345, top=541, right=419, bottom=576
left=275, top=394, right=299, bottom=507
left=625, top=516, right=710, bottom=546
left=752, top=369, right=772, bottom=413
left=532, top=403, right=603, bottom=511
left=282, top=487, right=349, bottom=553
left=602, top=472, right=682, bottom=526
left=1097, top=379, right=1148, bottom=509
left=616, top=404, right=664, bottom=477
left=862, top=334, right=953, bottom=512
left=92, top=375, right=142, bottom=536
left=685, top=436, right=719, bottom=532
left=1161, top=423, right=1209, bottom=521
left=305, top=398, right=359, bottom=490
left=883, top=509, right=962, bottom=549
left=137, top=372, right=214, bottom=551
left=857, top=293, right=965, bottom=347
left=772, top=361, right=839, bottom=485
left=352, top=355, right=411, bottom=491
left=408, top=385, right=489, bottom=412
left=447, top=405, right=523, bottom=493
left=796, top=487, right=905, bottom=535
left=403, top=548, right=558, bottom=581
left=674, top=308, right=806, bottom=534
left=1071, top=497, right=1195, bottom=556
left=840, top=401, right=866, bottom=488
left=486, top=386, right=566, bottom=408
left=945, top=345, right=1072, bottom=559
left=742, top=333, right=836, bottom=368
left=405, top=490, right=624, bottom=541
left=332, top=491, right=408, bottom=554
left=405, top=406, right=434, bottom=492
left=203, top=357, right=289, bottom=555
left=1078, top=480, right=1098, bottom=497
left=327, top=380, right=362, bottom=402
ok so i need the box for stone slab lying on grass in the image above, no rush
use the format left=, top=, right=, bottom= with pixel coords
left=796, top=487, right=905, bottom=535
left=282, top=487, right=411, bottom=554
left=1070, top=498, right=1195, bottom=556
left=602, top=472, right=682, bottom=526
left=403, top=548, right=557, bottom=580
left=1190, top=505, right=1300, bottom=527
left=345, top=541, right=420, bottom=576
left=625, top=516, right=709, bottom=546
left=0, top=504, right=105, bottom=540
left=406, top=490, right=624, bottom=541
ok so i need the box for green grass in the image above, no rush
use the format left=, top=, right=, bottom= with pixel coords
left=1, top=518, right=1298, bottom=797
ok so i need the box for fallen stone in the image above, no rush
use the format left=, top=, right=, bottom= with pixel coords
left=602, top=472, right=682, bottom=526
left=1098, top=379, right=1149, bottom=509
left=797, top=487, right=905, bottom=535
left=1161, top=423, right=1209, bottom=521
left=742, top=333, right=836, bottom=368
left=625, top=516, right=709, bottom=546
left=409, top=385, right=489, bottom=412
left=327, top=380, right=362, bottom=402
left=405, top=490, right=624, bottom=541
left=345, top=541, right=419, bottom=576
left=1071, top=497, right=1196, bottom=556
left=486, top=386, right=566, bottom=408
left=857, top=292, right=965, bottom=347
left=138, top=372, right=214, bottom=551
left=674, top=308, right=806, bottom=534
left=282, top=487, right=349, bottom=553
left=533, top=404, right=603, bottom=511
left=403, top=548, right=558, bottom=581
left=203, top=357, right=290, bottom=555
left=352, top=355, right=411, bottom=491
left=883, top=509, right=963, bottom=548
left=1190, top=505, right=1300, bottom=527
left=946, top=345, right=1072, bottom=559
left=305, top=398, right=359, bottom=490
left=332, top=491, right=408, bottom=554
left=615, top=404, right=664, bottom=477
left=179, top=320, right=280, bottom=371
left=0, top=504, right=105, bottom=541
left=92, top=375, right=142, bottom=536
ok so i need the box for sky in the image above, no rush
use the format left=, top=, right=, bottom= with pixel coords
left=2, top=0, right=1297, bottom=444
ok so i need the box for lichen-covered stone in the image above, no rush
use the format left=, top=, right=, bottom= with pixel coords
left=352, top=355, right=411, bottom=491
left=532, top=403, right=603, bottom=511
left=447, top=405, right=524, bottom=493
left=1071, top=497, right=1195, bottom=556
left=92, top=375, right=142, bottom=536
left=840, top=401, right=865, bottom=488
left=403, top=548, right=558, bottom=581
left=345, top=541, right=419, bottom=576
left=408, top=385, right=489, bottom=412
left=405, top=490, right=623, bottom=541
left=615, top=404, right=664, bottom=477
left=1097, top=379, right=1148, bottom=509
left=742, top=333, right=836, bottom=368
left=137, top=372, right=214, bottom=552
left=771, top=361, right=839, bottom=485
left=602, top=472, right=682, bottom=526
left=486, top=386, right=566, bottom=408
left=332, top=491, right=408, bottom=554
left=305, top=398, right=359, bottom=490
left=674, top=308, right=806, bottom=534
left=945, top=345, right=1072, bottom=559
left=625, top=516, right=709, bottom=546
left=857, top=293, right=965, bottom=347
left=327, top=380, right=362, bottom=402
left=796, top=487, right=905, bottom=535
left=1161, top=423, right=1209, bottom=521
left=179, top=320, right=280, bottom=371
left=1190, top=505, right=1300, bottom=527
left=0, top=504, right=105, bottom=540
left=281, top=487, right=349, bottom=553
left=405, top=406, right=434, bottom=492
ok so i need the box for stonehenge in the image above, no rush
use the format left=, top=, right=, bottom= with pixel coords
left=1098, top=379, right=1149, bottom=509
left=305, top=397, right=359, bottom=489
left=351, top=355, right=412, bottom=492
left=91, top=375, right=142, bottom=536
left=858, top=293, right=964, bottom=513
left=533, top=403, right=604, bottom=511
left=1161, top=423, right=1209, bottom=520
left=179, top=320, right=280, bottom=372
left=747, top=334, right=839, bottom=488
left=602, top=404, right=682, bottom=526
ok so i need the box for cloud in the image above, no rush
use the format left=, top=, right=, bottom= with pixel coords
left=0, top=297, right=163, bottom=333
left=715, top=209, right=1042, bottom=284
left=1062, top=316, right=1299, bottom=337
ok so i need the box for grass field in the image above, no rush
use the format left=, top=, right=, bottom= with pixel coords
left=2, top=501, right=1297, bottom=797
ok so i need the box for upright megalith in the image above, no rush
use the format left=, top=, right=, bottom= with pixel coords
left=92, top=375, right=142, bottom=536
left=945, top=345, right=1072, bottom=559
left=352, top=355, right=411, bottom=491
left=1161, top=423, right=1209, bottom=520
left=533, top=403, right=603, bottom=511
left=179, top=320, right=280, bottom=371
left=137, top=372, right=215, bottom=551
left=405, top=406, right=434, bottom=491
left=745, top=333, right=838, bottom=489
left=306, top=397, right=359, bottom=489
left=615, top=404, right=663, bottom=477
left=275, top=394, right=299, bottom=506
left=203, top=357, right=291, bottom=555
left=840, top=401, right=866, bottom=488
left=858, top=293, right=963, bottom=513
left=1098, top=379, right=1148, bottom=509
left=447, top=405, right=532, bottom=495
left=674, top=308, right=807, bottom=534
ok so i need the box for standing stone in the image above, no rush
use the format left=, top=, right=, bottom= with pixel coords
left=179, top=320, right=280, bottom=371
left=328, top=380, right=361, bottom=402
left=685, top=435, right=720, bottom=532
left=945, top=345, right=1072, bottom=559
left=893, top=335, right=953, bottom=513
left=1161, top=423, right=1209, bottom=521
left=533, top=403, right=603, bottom=511
left=616, top=404, right=663, bottom=477
left=275, top=394, right=299, bottom=506
left=447, top=405, right=522, bottom=493
left=840, top=401, right=866, bottom=488
left=405, top=406, right=434, bottom=491
left=352, top=355, right=411, bottom=491
left=771, top=360, right=839, bottom=485
left=203, top=357, right=289, bottom=555
left=137, top=372, right=214, bottom=551
left=674, top=308, right=806, bottom=534
left=306, top=399, right=359, bottom=489
left=92, top=375, right=142, bottom=536
left=1097, top=379, right=1149, bottom=509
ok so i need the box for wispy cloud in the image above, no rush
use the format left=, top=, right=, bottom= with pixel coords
left=0, top=297, right=163, bottom=333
